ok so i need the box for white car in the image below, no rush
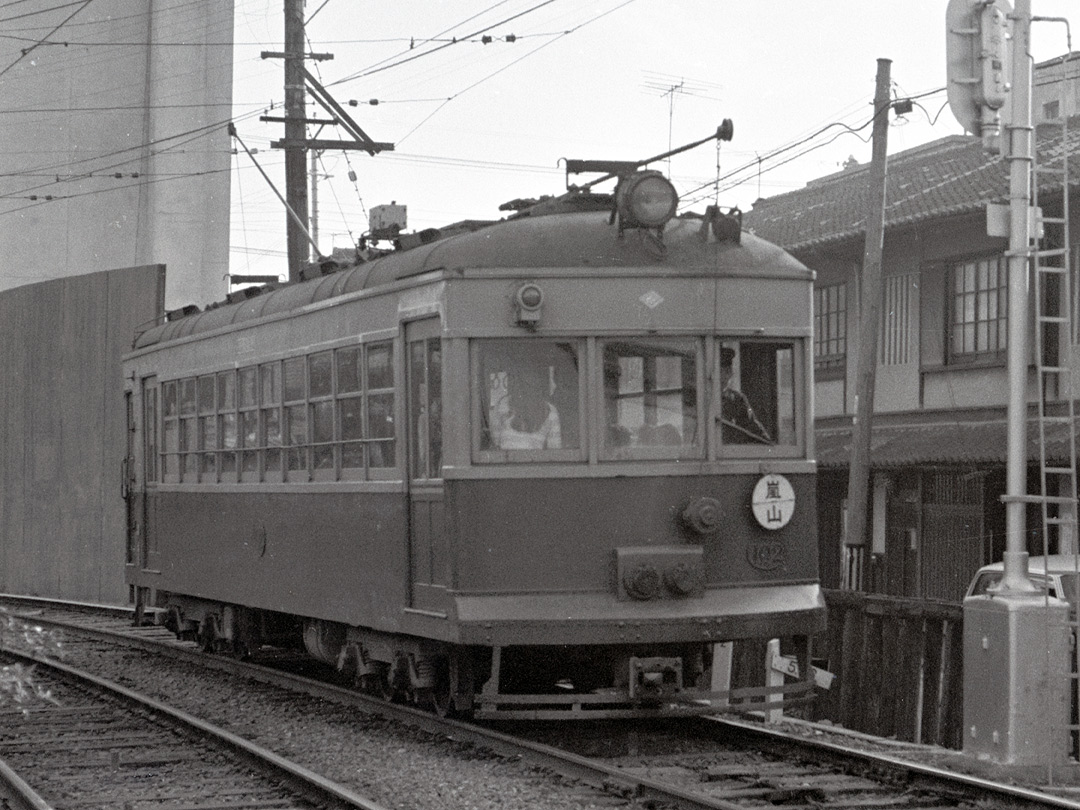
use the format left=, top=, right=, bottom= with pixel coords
left=966, top=555, right=1080, bottom=608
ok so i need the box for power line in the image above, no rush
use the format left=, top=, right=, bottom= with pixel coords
left=396, top=0, right=637, bottom=143
left=329, top=0, right=556, bottom=86
left=0, top=0, right=93, bottom=80
left=0, top=162, right=231, bottom=216
left=0, top=0, right=89, bottom=25
left=675, top=101, right=895, bottom=210
left=339, top=0, right=516, bottom=79
left=0, top=112, right=248, bottom=196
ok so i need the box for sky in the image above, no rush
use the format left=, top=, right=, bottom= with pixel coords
left=227, top=0, right=1079, bottom=282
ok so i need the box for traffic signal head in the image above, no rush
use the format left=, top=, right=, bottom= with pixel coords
left=946, top=0, right=1013, bottom=146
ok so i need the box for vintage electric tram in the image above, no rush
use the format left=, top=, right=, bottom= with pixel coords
left=122, top=162, right=824, bottom=719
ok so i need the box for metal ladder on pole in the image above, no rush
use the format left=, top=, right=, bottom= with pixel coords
left=1031, top=103, right=1079, bottom=766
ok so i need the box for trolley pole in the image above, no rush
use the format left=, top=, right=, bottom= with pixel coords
left=843, top=59, right=891, bottom=565
left=284, top=0, right=309, bottom=283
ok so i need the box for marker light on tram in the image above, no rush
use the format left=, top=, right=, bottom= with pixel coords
left=616, top=171, right=678, bottom=229
left=514, top=282, right=544, bottom=327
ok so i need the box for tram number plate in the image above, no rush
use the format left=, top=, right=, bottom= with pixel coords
left=770, top=654, right=836, bottom=690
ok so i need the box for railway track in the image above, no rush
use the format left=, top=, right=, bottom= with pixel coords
left=3, top=594, right=1080, bottom=810
left=0, top=647, right=387, bottom=810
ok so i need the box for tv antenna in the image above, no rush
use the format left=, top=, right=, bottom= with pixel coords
left=641, top=72, right=723, bottom=175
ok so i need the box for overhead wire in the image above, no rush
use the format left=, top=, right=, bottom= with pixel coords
left=329, top=0, right=557, bottom=86
left=395, top=0, right=637, bottom=144
left=0, top=2, right=236, bottom=104
left=331, top=0, right=518, bottom=82
left=0, top=0, right=93, bottom=80
left=0, top=108, right=261, bottom=197
left=0, top=0, right=89, bottom=25
left=675, top=88, right=944, bottom=211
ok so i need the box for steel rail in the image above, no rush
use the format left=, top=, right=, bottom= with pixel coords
left=705, top=716, right=1080, bottom=810
left=0, top=609, right=754, bottom=810
left=8, top=598, right=1080, bottom=810
left=0, top=644, right=391, bottom=810
left=0, top=758, right=53, bottom=810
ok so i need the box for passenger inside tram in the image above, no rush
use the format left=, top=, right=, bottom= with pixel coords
left=495, top=367, right=562, bottom=450
left=479, top=339, right=576, bottom=452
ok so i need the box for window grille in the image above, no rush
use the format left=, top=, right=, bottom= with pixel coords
left=814, top=283, right=846, bottom=371
left=880, top=273, right=918, bottom=365
left=948, top=255, right=1007, bottom=361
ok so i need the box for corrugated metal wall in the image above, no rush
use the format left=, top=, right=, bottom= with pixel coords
left=0, top=265, right=164, bottom=603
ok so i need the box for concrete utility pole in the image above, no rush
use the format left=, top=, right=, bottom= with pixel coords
left=284, top=0, right=309, bottom=283
left=843, top=59, right=892, bottom=565
left=1000, top=1, right=1034, bottom=595
left=961, top=0, right=1070, bottom=768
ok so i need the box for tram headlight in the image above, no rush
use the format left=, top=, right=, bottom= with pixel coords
left=616, top=171, right=678, bottom=229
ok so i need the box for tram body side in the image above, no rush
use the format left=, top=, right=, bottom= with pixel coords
left=123, top=216, right=823, bottom=717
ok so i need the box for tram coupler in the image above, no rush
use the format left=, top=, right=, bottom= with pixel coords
left=628, top=656, right=682, bottom=701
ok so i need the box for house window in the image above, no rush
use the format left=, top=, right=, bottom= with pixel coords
left=949, top=256, right=1007, bottom=361
left=1043, top=100, right=1060, bottom=120
left=814, top=283, right=846, bottom=373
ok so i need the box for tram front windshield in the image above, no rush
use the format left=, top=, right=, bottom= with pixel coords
left=473, top=337, right=797, bottom=461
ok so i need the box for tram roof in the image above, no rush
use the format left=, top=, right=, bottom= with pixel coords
left=134, top=209, right=809, bottom=349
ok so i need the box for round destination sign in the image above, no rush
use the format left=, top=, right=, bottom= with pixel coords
left=751, top=474, right=795, bottom=530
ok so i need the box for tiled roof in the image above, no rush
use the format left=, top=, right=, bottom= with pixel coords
left=816, top=412, right=1077, bottom=469
left=744, top=126, right=1080, bottom=252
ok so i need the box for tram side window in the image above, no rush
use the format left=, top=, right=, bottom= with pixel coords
left=337, top=341, right=396, bottom=477
left=179, top=378, right=197, bottom=480
left=476, top=339, right=580, bottom=456
left=143, top=377, right=158, bottom=483
left=601, top=338, right=699, bottom=455
left=261, top=362, right=283, bottom=475
left=217, top=370, right=237, bottom=476
left=338, top=346, right=364, bottom=470
left=719, top=341, right=796, bottom=447
left=310, top=351, right=335, bottom=474
left=198, top=375, right=216, bottom=480
left=162, top=381, right=177, bottom=479
left=284, top=356, right=308, bottom=476
left=158, top=344, right=399, bottom=486
left=366, top=342, right=395, bottom=468
left=238, top=366, right=259, bottom=478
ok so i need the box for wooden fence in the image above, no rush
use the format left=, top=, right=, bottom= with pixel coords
left=812, top=589, right=964, bottom=748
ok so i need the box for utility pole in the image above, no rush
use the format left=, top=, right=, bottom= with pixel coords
left=956, top=0, right=1070, bottom=768
left=283, top=0, right=309, bottom=283
left=1000, top=0, right=1034, bottom=595
left=843, top=58, right=892, bottom=569
left=260, top=1, right=393, bottom=282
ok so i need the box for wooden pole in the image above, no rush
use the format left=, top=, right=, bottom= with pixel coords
left=844, top=59, right=892, bottom=561
left=284, top=0, right=309, bottom=283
